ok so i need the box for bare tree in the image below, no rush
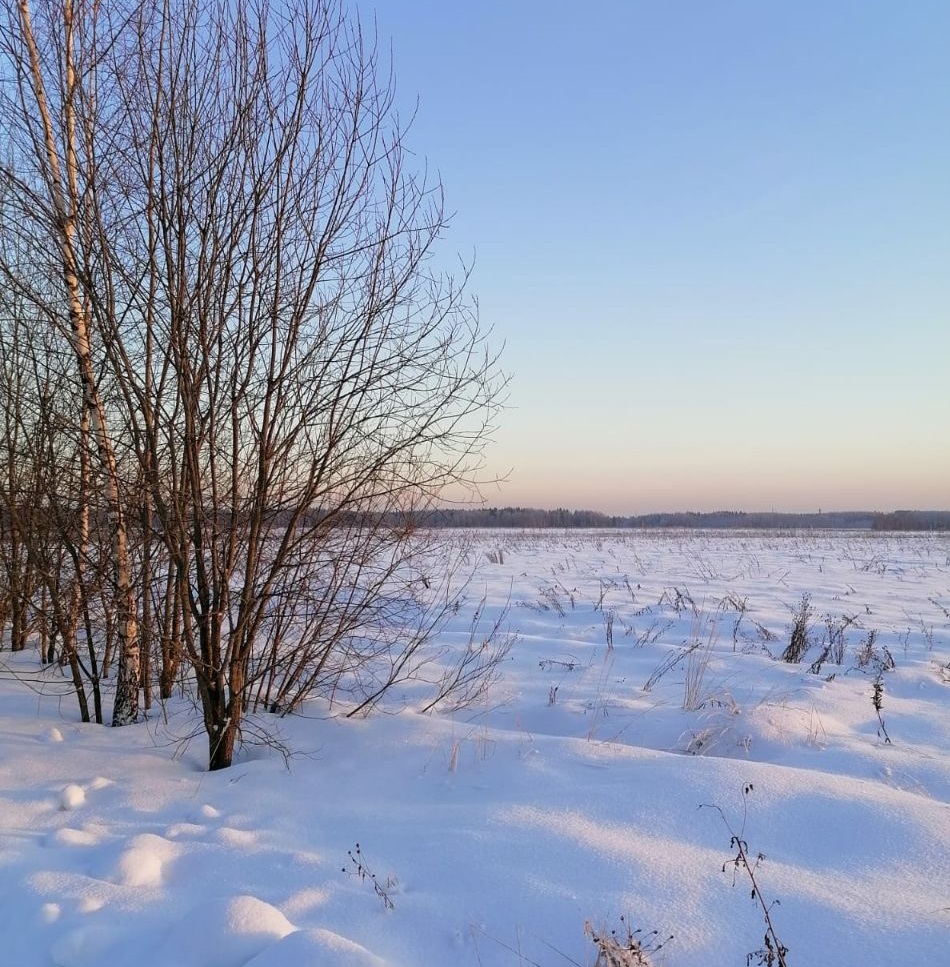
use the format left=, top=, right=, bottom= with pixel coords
left=0, top=303, right=35, bottom=655
left=0, top=278, right=106, bottom=722
left=0, top=0, right=140, bottom=725
left=0, top=0, right=504, bottom=769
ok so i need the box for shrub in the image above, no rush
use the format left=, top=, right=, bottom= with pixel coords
left=782, top=594, right=813, bottom=663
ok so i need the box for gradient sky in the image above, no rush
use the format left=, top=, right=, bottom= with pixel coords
left=364, top=0, right=950, bottom=513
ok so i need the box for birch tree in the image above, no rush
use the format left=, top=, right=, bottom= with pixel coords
left=0, top=0, right=139, bottom=725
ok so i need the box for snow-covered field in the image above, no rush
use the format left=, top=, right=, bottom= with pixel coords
left=2, top=529, right=949, bottom=966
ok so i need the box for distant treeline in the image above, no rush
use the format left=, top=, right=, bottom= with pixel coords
left=425, top=507, right=950, bottom=531
left=871, top=510, right=950, bottom=531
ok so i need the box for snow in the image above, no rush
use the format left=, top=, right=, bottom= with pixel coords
left=154, top=895, right=295, bottom=967
left=59, top=785, right=86, bottom=811
left=1, top=530, right=949, bottom=966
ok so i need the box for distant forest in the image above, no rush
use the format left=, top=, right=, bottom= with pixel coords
left=426, top=508, right=950, bottom=531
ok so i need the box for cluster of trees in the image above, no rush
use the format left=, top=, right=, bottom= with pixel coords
left=429, top=507, right=631, bottom=528
left=0, top=0, right=503, bottom=769
left=429, top=508, right=950, bottom=531
left=870, top=511, right=950, bottom=532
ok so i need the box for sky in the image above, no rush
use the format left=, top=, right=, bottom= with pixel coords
left=362, top=1, right=950, bottom=514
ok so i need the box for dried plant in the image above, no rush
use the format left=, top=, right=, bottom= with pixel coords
left=538, top=586, right=567, bottom=617
left=683, top=617, right=718, bottom=711
left=718, top=593, right=750, bottom=650
left=342, top=843, right=396, bottom=911
left=658, top=585, right=697, bottom=617
left=871, top=675, right=891, bottom=744
left=585, top=916, right=672, bottom=967
left=643, top=643, right=693, bottom=692
left=596, top=578, right=618, bottom=612
left=855, top=629, right=894, bottom=671
left=782, top=594, right=813, bottom=663
left=702, top=784, right=789, bottom=967
left=604, top=609, right=615, bottom=651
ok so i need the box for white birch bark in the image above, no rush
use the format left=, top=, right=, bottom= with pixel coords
left=16, top=0, right=139, bottom=726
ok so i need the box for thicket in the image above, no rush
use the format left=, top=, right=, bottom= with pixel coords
left=0, top=0, right=504, bottom=769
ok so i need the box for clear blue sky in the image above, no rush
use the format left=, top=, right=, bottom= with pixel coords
left=364, top=0, right=950, bottom=513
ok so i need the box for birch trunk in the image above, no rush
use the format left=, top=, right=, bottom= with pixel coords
left=16, top=0, right=139, bottom=726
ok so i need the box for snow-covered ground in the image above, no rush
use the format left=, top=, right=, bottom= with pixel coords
left=2, top=529, right=949, bottom=966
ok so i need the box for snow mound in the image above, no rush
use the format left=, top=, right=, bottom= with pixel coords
left=156, top=895, right=295, bottom=967
left=49, top=827, right=99, bottom=847
left=39, top=902, right=61, bottom=924
left=112, top=833, right=180, bottom=888
left=44, top=727, right=64, bottom=743
left=245, top=928, right=388, bottom=967
left=59, top=784, right=85, bottom=810
left=164, top=821, right=206, bottom=839
left=214, top=826, right=258, bottom=848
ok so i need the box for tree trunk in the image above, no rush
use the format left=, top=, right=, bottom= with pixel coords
left=17, top=0, right=139, bottom=726
left=208, top=715, right=237, bottom=772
